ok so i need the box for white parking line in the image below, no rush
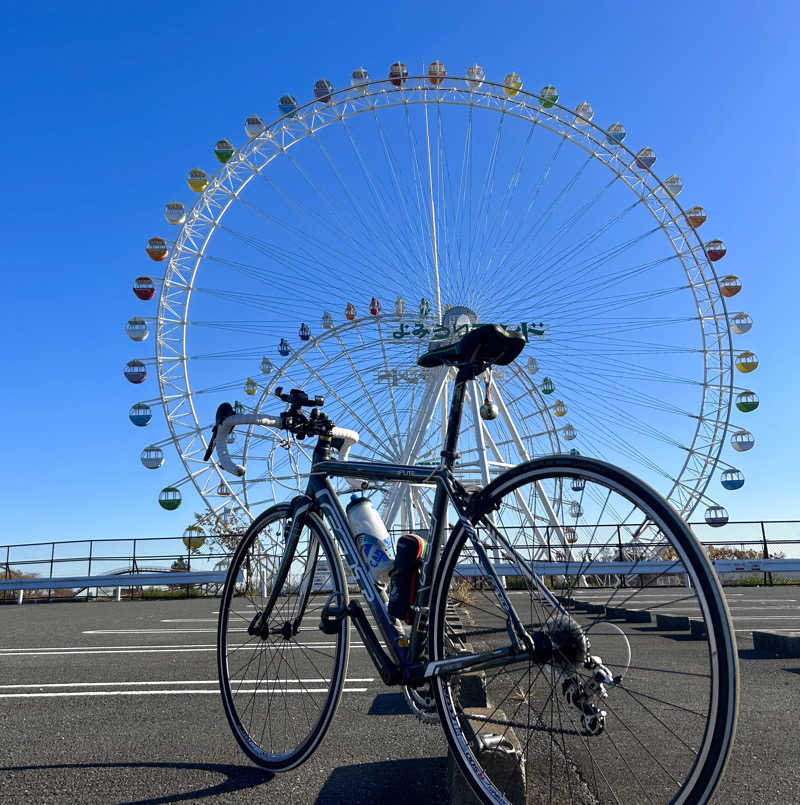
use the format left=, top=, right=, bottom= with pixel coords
left=0, top=688, right=370, bottom=699
left=0, top=641, right=369, bottom=657
left=0, top=677, right=374, bottom=690
left=83, top=629, right=227, bottom=634
left=654, top=607, right=800, bottom=613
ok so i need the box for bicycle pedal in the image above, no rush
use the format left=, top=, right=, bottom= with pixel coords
left=319, top=605, right=346, bottom=635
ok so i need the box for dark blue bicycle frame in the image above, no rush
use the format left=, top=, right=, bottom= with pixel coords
left=283, top=368, right=543, bottom=686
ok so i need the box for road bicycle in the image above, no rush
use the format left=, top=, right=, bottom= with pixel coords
left=208, top=324, right=738, bottom=804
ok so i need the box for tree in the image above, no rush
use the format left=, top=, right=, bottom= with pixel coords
left=192, top=507, right=251, bottom=554
left=171, top=556, right=189, bottom=571
left=1, top=566, right=39, bottom=602
left=706, top=545, right=785, bottom=561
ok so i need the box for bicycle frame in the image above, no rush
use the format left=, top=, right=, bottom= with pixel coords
left=277, top=367, right=548, bottom=687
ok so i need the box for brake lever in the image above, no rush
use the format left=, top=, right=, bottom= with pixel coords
left=203, top=426, right=217, bottom=462
left=204, top=402, right=236, bottom=462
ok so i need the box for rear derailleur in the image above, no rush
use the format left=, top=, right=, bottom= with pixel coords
left=562, top=656, right=616, bottom=736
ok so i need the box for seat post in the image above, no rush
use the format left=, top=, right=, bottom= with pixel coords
left=441, top=365, right=475, bottom=470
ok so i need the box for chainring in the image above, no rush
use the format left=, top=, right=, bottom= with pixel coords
left=403, top=682, right=439, bottom=724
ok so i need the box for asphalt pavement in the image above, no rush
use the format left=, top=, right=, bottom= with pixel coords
left=0, top=588, right=798, bottom=804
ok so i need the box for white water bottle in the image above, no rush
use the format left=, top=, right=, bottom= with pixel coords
left=346, top=495, right=394, bottom=583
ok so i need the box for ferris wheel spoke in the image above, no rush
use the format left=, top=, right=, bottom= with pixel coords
left=368, top=108, right=433, bottom=280
left=374, top=320, right=403, bottom=442
left=490, top=147, right=592, bottom=287
left=380, top=369, right=448, bottom=527
left=546, top=293, right=694, bottom=326
left=515, top=228, right=666, bottom=316
left=485, top=155, right=600, bottom=296
left=339, top=119, right=429, bottom=290
left=453, top=104, right=475, bottom=292
left=402, top=103, right=440, bottom=306
left=530, top=253, right=681, bottom=322
left=209, top=215, right=375, bottom=298
left=433, top=102, right=454, bottom=302
left=539, top=228, right=666, bottom=299
left=307, top=129, right=426, bottom=295
left=526, top=179, right=635, bottom=274
left=442, top=108, right=474, bottom=304
left=228, top=195, right=406, bottom=303
left=246, top=158, right=385, bottom=284
left=466, top=112, right=505, bottom=276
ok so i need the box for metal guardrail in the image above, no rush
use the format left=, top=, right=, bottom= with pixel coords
left=458, top=558, right=800, bottom=576
left=0, top=570, right=232, bottom=606
left=2, top=520, right=799, bottom=603
left=0, top=570, right=228, bottom=592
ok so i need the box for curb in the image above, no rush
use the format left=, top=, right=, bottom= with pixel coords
left=623, top=608, right=651, bottom=623
left=655, top=613, right=690, bottom=631
left=752, top=630, right=800, bottom=658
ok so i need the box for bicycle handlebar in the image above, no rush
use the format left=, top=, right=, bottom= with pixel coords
left=208, top=411, right=359, bottom=477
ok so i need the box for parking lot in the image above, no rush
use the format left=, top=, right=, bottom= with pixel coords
left=1, top=587, right=799, bottom=803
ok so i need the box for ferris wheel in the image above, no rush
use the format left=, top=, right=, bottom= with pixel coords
left=125, top=60, right=758, bottom=537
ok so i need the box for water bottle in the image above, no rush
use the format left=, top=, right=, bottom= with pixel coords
left=345, top=495, right=394, bottom=583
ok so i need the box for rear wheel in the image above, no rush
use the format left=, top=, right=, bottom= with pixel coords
left=218, top=503, right=349, bottom=771
left=430, top=456, right=738, bottom=804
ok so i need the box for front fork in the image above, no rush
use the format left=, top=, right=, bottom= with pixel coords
left=248, top=500, right=318, bottom=639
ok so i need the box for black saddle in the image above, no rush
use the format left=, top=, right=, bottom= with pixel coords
left=417, top=324, right=525, bottom=371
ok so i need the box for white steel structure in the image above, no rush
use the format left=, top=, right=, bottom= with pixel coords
left=125, top=63, right=758, bottom=531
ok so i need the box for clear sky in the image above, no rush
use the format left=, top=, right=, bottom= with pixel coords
left=1, top=0, right=797, bottom=548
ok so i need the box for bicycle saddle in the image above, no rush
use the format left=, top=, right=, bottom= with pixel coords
left=417, top=324, right=525, bottom=369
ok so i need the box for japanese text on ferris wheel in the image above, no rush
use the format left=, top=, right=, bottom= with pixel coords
left=377, top=366, right=511, bottom=386
left=391, top=321, right=547, bottom=341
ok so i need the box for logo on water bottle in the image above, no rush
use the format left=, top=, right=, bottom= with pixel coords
left=359, top=533, right=394, bottom=579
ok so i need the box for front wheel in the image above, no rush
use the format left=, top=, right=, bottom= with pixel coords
left=218, top=503, right=350, bottom=771
left=430, top=456, right=738, bottom=805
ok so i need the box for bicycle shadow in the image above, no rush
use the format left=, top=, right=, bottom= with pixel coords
left=0, top=760, right=273, bottom=804
left=316, top=756, right=448, bottom=804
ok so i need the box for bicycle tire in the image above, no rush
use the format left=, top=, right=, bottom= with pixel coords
left=429, top=455, right=738, bottom=805
left=218, top=503, right=350, bottom=771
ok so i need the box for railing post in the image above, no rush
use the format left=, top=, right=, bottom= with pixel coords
left=131, top=539, right=137, bottom=600
left=49, top=542, right=55, bottom=601
left=186, top=544, right=192, bottom=599
left=761, top=521, right=773, bottom=586
left=86, top=540, right=93, bottom=601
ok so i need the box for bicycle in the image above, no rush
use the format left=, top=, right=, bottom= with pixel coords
left=207, top=324, right=738, bottom=804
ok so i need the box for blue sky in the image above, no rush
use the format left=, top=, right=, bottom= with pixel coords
left=0, top=0, right=796, bottom=548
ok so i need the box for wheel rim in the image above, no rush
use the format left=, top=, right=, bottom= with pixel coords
left=431, top=458, right=736, bottom=804
left=218, top=507, right=348, bottom=766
